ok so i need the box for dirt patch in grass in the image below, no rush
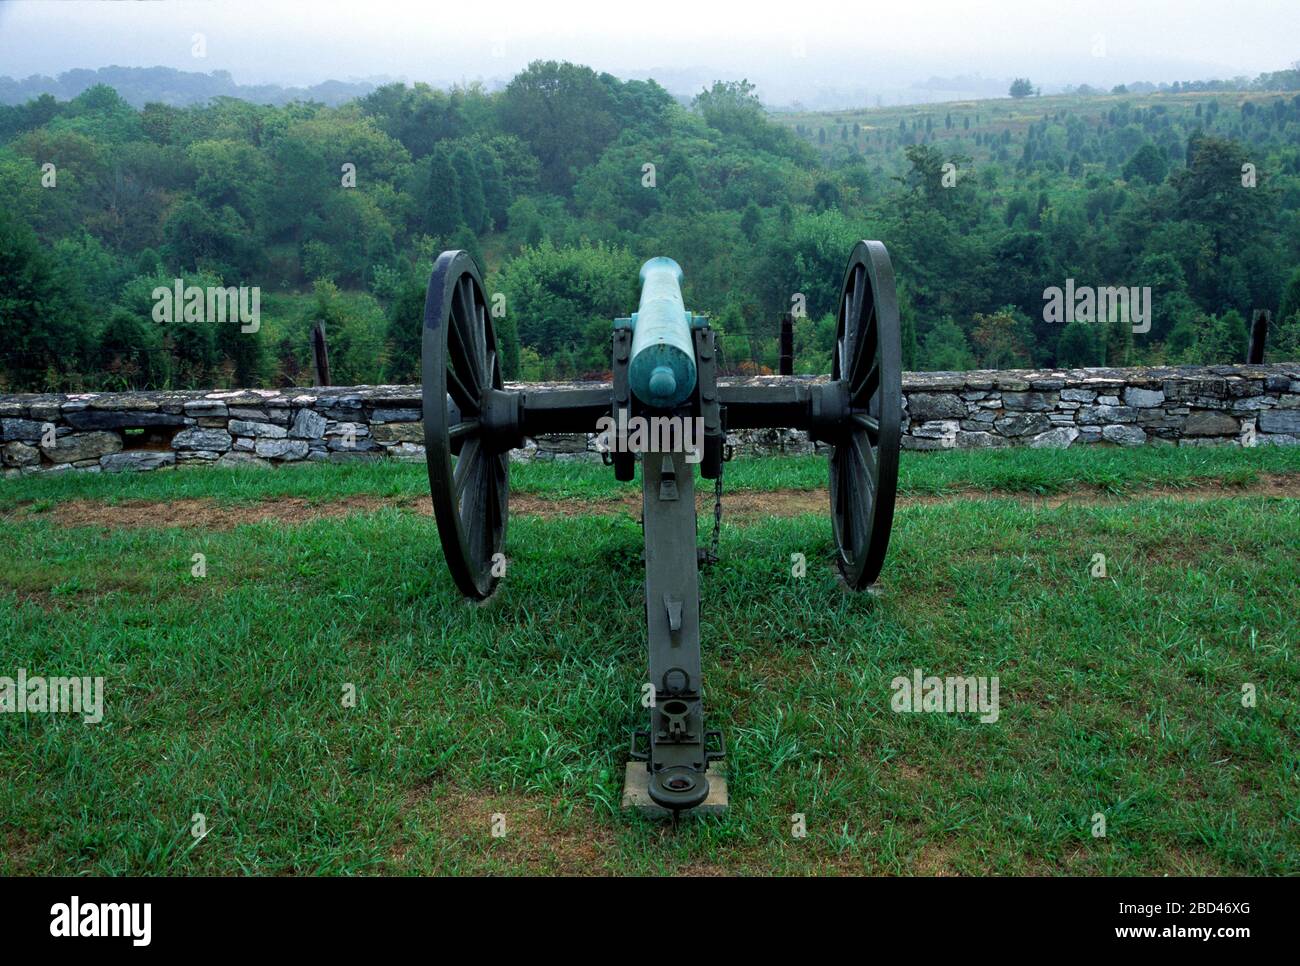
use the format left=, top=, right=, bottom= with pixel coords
left=0, top=824, right=40, bottom=874
left=4, top=588, right=59, bottom=610
left=415, top=787, right=617, bottom=875
left=509, top=492, right=637, bottom=519
left=510, top=488, right=828, bottom=520
left=912, top=840, right=960, bottom=876
left=2, top=572, right=201, bottom=610
left=393, top=784, right=818, bottom=875
left=1006, top=473, right=1300, bottom=508
left=10, top=495, right=391, bottom=531
left=7, top=475, right=1297, bottom=531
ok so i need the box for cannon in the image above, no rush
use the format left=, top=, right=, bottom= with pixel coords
left=421, top=241, right=902, bottom=813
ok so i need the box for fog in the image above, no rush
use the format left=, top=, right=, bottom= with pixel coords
left=1, top=0, right=1297, bottom=107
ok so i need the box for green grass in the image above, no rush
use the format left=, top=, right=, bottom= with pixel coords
left=0, top=447, right=1297, bottom=875
left=1, top=444, right=1296, bottom=511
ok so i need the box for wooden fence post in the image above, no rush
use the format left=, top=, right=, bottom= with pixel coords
left=311, top=320, right=331, bottom=386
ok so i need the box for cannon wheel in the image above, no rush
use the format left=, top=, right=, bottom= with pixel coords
left=829, top=240, right=902, bottom=589
left=422, top=250, right=508, bottom=600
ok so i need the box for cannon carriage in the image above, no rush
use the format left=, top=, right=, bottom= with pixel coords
left=422, top=241, right=902, bottom=813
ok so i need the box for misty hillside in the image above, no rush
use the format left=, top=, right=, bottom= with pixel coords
left=2, top=61, right=1300, bottom=395
left=0, top=66, right=382, bottom=108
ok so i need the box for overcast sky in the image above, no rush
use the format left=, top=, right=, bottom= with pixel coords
left=1, top=0, right=1297, bottom=105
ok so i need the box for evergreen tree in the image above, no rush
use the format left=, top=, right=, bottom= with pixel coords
left=424, top=146, right=462, bottom=238
left=450, top=144, right=487, bottom=233
left=0, top=211, right=87, bottom=388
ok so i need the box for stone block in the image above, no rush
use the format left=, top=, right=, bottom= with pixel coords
left=41, top=431, right=122, bottom=464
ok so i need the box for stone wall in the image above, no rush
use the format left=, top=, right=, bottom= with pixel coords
left=3, top=364, right=1298, bottom=477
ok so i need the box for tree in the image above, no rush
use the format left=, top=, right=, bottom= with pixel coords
left=96, top=307, right=162, bottom=388
left=894, top=143, right=976, bottom=219
left=756, top=208, right=866, bottom=326
left=294, top=280, right=387, bottom=385
left=0, top=210, right=87, bottom=389
left=740, top=201, right=762, bottom=241
left=1009, top=78, right=1035, bottom=98
left=422, top=145, right=462, bottom=238
left=919, top=318, right=975, bottom=371
left=188, top=139, right=268, bottom=222
left=117, top=270, right=223, bottom=387
left=1192, top=309, right=1250, bottom=364
left=971, top=309, right=1033, bottom=368
left=692, top=79, right=800, bottom=156
left=384, top=272, right=430, bottom=383
left=358, top=82, right=465, bottom=158
left=162, top=197, right=257, bottom=278
left=1170, top=134, right=1270, bottom=261
left=1269, top=311, right=1300, bottom=362
left=261, top=112, right=410, bottom=246
left=1278, top=265, right=1300, bottom=325
left=1056, top=320, right=1098, bottom=366
left=1122, top=143, right=1168, bottom=185
left=449, top=144, right=487, bottom=233
left=499, top=61, right=628, bottom=193
left=496, top=241, right=640, bottom=369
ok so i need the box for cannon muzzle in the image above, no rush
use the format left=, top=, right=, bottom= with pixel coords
left=628, top=257, right=697, bottom=408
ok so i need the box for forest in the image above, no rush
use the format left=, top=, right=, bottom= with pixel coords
left=2, top=60, right=1300, bottom=392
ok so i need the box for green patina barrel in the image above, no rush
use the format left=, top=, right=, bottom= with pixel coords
left=627, top=257, right=697, bottom=408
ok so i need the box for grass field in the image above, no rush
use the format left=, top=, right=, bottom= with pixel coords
left=1, top=446, right=1297, bottom=875
left=773, top=88, right=1297, bottom=174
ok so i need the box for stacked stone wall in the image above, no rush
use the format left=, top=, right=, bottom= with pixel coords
left=3, top=364, right=1296, bottom=477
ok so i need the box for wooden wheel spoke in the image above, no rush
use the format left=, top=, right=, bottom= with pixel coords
left=845, top=437, right=873, bottom=553
left=459, top=277, right=486, bottom=380
left=454, top=282, right=483, bottom=370
left=489, top=453, right=508, bottom=534
left=453, top=438, right=482, bottom=504
left=850, top=412, right=880, bottom=441
left=852, top=356, right=880, bottom=403
left=479, top=297, right=495, bottom=353
left=474, top=285, right=488, bottom=372
left=449, top=418, right=480, bottom=441
left=849, top=265, right=865, bottom=331
left=834, top=452, right=853, bottom=555
left=481, top=451, right=498, bottom=540
left=850, top=304, right=877, bottom=390
left=852, top=432, right=878, bottom=496
left=446, top=362, right=478, bottom=416
left=447, top=304, right=482, bottom=400
left=460, top=457, right=485, bottom=543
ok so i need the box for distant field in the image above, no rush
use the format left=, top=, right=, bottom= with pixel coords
left=1, top=446, right=1297, bottom=875
left=775, top=89, right=1298, bottom=171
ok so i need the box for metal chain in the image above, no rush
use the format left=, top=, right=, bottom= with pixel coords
left=706, top=335, right=725, bottom=564
left=706, top=454, right=723, bottom=564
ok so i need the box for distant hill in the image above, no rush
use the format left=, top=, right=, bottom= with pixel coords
left=0, top=66, right=382, bottom=108
left=776, top=86, right=1300, bottom=177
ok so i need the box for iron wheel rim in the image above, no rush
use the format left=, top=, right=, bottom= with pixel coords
left=422, top=250, right=508, bottom=600
left=828, top=240, right=902, bottom=589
